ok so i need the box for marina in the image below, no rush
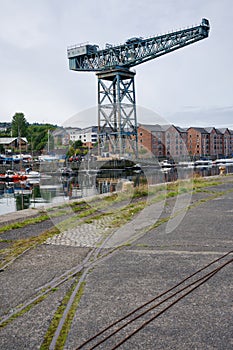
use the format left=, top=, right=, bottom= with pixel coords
left=0, top=159, right=233, bottom=215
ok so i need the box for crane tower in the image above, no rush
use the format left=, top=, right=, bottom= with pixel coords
left=67, top=18, right=210, bottom=158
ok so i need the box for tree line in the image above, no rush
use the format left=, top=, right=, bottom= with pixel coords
left=0, top=112, right=57, bottom=153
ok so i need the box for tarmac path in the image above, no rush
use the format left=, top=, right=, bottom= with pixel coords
left=0, top=176, right=232, bottom=349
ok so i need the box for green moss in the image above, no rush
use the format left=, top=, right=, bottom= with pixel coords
left=40, top=280, right=85, bottom=350
left=0, top=294, right=47, bottom=328
left=0, top=215, right=50, bottom=234
left=0, top=226, right=60, bottom=269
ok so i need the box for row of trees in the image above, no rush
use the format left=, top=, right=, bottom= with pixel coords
left=0, top=112, right=57, bottom=153
left=0, top=113, right=88, bottom=157
left=1, top=113, right=88, bottom=157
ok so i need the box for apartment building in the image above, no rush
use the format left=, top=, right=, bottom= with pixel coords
left=69, top=126, right=98, bottom=148
left=138, top=124, right=233, bottom=159
left=65, top=127, right=81, bottom=142
left=52, top=127, right=70, bottom=146
left=218, top=128, right=232, bottom=157
left=138, top=124, right=188, bottom=159
left=205, top=127, right=224, bottom=158
left=163, top=125, right=188, bottom=158
left=187, top=127, right=233, bottom=158
left=137, top=124, right=165, bottom=157
left=64, top=123, right=233, bottom=159
left=187, top=127, right=210, bottom=157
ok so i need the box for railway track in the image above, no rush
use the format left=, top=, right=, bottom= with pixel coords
left=75, top=251, right=233, bottom=350
left=0, top=192, right=148, bottom=327
left=0, top=178, right=232, bottom=349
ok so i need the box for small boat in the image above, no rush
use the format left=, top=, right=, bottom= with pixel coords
left=178, top=161, right=195, bottom=168
left=159, top=160, right=175, bottom=168
left=213, top=158, right=233, bottom=166
left=194, top=160, right=212, bottom=168
left=24, top=168, right=40, bottom=178
left=0, top=170, right=27, bottom=182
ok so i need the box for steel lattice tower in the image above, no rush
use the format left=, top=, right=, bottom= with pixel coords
left=67, top=18, right=210, bottom=158
left=97, top=68, right=137, bottom=157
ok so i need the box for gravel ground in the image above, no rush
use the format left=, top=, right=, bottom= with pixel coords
left=0, top=177, right=232, bottom=350
left=0, top=278, right=75, bottom=350
left=66, top=251, right=232, bottom=350
left=0, top=244, right=90, bottom=317
left=65, top=180, right=233, bottom=350
left=0, top=219, right=55, bottom=241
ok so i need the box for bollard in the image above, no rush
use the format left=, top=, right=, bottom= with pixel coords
left=219, top=166, right=226, bottom=175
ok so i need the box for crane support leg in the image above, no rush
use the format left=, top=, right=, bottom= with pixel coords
left=97, top=68, right=138, bottom=158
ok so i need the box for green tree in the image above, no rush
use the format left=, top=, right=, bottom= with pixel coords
left=67, top=146, right=75, bottom=158
left=27, top=123, right=56, bottom=153
left=73, top=140, right=83, bottom=148
left=11, top=112, right=28, bottom=137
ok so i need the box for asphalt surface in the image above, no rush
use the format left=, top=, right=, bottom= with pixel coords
left=66, top=179, right=233, bottom=350
left=0, top=176, right=232, bottom=349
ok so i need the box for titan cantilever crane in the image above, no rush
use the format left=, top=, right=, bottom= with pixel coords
left=67, top=18, right=210, bottom=157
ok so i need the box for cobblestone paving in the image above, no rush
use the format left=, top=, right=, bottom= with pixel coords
left=45, top=215, right=114, bottom=247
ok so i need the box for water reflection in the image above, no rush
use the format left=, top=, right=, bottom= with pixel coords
left=0, top=162, right=233, bottom=215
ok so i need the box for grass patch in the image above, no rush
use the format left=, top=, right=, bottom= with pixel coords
left=0, top=227, right=60, bottom=269
left=136, top=243, right=149, bottom=248
left=0, top=294, right=47, bottom=328
left=110, top=201, right=146, bottom=228
left=40, top=280, right=85, bottom=350
left=0, top=214, right=50, bottom=234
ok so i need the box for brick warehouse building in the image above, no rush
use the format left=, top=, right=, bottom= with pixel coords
left=138, top=124, right=165, bottom=158
left=138, top=124, right=189, bottom=160
left=187, top=127, right=210, bottom=158
left=137, top=124, right=233, bottom=160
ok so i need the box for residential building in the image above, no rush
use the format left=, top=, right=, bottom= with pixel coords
left=137, top=124, right=165, bottom=157
left=65, top=127, right=81, bottom=142
left=218, top=128, right=232, bottom=157
left=68, top=126, right=98, bottom=148
left=187, top=127, right=210, bottom=158
left=138, top=124, right=188, bottom=159
left=0, top=137, right=28, bottom=152
left=205, top=127, right=224, bottom=158
left=162, top=125, right=188, bottom=159
left=52, top=127, right=70, bottom=147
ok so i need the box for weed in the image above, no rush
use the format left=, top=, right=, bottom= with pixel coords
left=40, top=280, right=85, bottom=350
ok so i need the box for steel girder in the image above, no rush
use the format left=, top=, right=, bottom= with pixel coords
left=68, top=19, right=209, bottom=72
left=97, top=69, right=138, bottom=158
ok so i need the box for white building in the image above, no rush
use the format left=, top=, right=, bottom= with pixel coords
left=65, top=127, right=81, bottom=142
left=68, top=126, right=98, bottom=146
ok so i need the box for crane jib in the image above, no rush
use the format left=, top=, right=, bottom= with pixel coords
left=67, top=18, right=210, bottom=72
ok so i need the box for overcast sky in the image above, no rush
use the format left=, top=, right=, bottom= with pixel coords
left=0, top=0, right=232, bottom=129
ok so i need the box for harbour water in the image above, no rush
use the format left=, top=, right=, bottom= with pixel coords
left=0, top=162, right=232, bottom=216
